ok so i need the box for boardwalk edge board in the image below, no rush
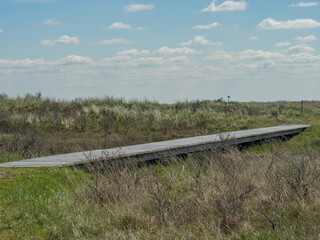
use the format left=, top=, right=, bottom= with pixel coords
left=0, top=125, right=310, bottom=168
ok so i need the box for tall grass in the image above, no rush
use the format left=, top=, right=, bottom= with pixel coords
left=1, top=146, right=319, bottom=239
left=1, top=93, right=318, bottom=159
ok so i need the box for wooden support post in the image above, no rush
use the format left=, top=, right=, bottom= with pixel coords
left=301, top=100, right=304, bottom=115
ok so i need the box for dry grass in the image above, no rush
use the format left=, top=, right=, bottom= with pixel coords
left=1, top=94, right=320, bottom=239
left=1, top=145, right=319, bottom=239
left=50, top=145, right=319, bottom=239
left=1, top=93, right=318, bottom=160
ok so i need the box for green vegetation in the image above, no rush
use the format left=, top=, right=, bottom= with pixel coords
left=1, top=94, right=320, bottom=239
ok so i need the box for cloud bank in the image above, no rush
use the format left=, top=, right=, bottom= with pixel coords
left=258, top=18, right=320, bottom=29
left=153, top=46, right=201, bottom=55
left=289, top=2, right=320, bottom=7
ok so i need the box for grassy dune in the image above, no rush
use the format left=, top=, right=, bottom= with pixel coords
left=1, top=94, right=320, bottom=239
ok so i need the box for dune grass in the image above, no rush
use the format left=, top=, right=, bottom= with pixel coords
left=0, top=94, right=320, bottom=239
left=0, top=94, right=318, bottom=158
left=1, top=145, right=319, bottom=239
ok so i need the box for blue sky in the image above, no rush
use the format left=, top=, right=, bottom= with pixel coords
left=0, top=0, right=319, bottom=102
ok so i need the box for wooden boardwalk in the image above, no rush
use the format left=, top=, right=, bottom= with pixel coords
left=0, top=125, right=309, bottom=168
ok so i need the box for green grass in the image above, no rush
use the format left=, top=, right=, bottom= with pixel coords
left=0, top=154, right=22, bottom=164
left=0, top=168, right=91, bottom=239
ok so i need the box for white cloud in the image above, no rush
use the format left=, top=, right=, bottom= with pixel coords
left=258, top=18, right=320, bottom=29
left=108, top=22, right=132, bottom=30
left=117, top=49, right=150, bottom=56
left=2, top=49, right=318, bottom=74
left=169, top=56, right=188, bottom=62
left=234, top=60, right=277, bottom=70
left=295, top=35, right=317, bottom=42
left=206, top=49, right=286, bottom=63
left=202, top=65, right=220, bottom=71
left=107, top=22, right=146, bottom=31
left=52, top=35, right=79, bottom=44
left=97, top=39, right=134, bottom=45
left=100, top=56, right=132, bottom=64
left=43, top=18, right=61, bottom=25
left=153, top=46, right=201, bottom=55
left=0, top=55, right=93, bottom=69
left=0, top=29, right=4, bottom=33
left=285, top=52, right=320, bottom=63
left=124, top=4, right=154, bottom=12
left=193, top=22, right=221, bottom=30
left=275, top=41, right=291, bottom=47
left=201, top=1, right=248, bottom=12
left=289, top=2, right=320, bottom=7
left=2, top=48, right=320, bottom=102
left=287, top=44, right=316, bottom=53
left=54, top=55, right=93, bottom=65
left=98, top=55, right=165, bottom=68
left=249, top=36, right=259, bottom=40
left=41, top=35, right=79, bottom=46
left=98, top=56, right=135, bottom=68
left=0, top=58, right=45, bottom=68
left=205, top=50, right=233, bottom=61
left=100, top=55, right=186, bottom=68
left=237, top=49, right=285, bottom=60
left=181, top=36, right=223, bottom=46
left=135, top=57, right=164, bottom=66
left=206, top=48, right=320, bottom=69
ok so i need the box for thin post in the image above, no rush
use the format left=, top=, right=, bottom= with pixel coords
left=301, top=100, right=304, bottom=115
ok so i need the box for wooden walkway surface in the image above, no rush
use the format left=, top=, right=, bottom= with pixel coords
left=0, top=125, right=309, bottom=168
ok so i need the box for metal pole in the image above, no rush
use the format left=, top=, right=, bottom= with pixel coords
left=301, top=100, right=304, bottom=115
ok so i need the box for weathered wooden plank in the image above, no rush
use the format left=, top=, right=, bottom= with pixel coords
left=0, top=125, right=309, bottom=168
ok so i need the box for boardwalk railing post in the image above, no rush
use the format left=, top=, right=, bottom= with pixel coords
left=301, top=100, right=304, bottom=115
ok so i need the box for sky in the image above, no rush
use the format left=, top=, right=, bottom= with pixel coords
left=0, top=0, right=319, bottom=102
